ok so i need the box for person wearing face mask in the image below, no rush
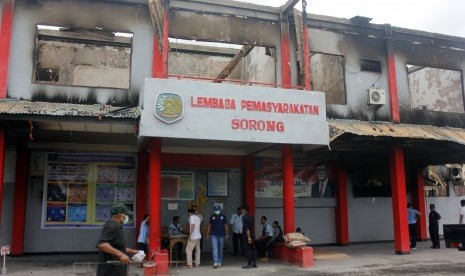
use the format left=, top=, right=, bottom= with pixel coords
left=96, top=204, right=139, bottom=276
left=206, top=205, right=228, bottom=268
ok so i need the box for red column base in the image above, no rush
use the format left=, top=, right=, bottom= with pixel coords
left=145, top=250, right=169, bottom=276
left=274, top=244, right=314, bottom=268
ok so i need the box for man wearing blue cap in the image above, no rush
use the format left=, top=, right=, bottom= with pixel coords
left=96, top=204, right=138, bottom=276
left=206, top=205, right=228, bottom=268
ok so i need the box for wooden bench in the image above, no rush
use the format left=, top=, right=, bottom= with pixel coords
left=273, top=244, right=314, bottom=268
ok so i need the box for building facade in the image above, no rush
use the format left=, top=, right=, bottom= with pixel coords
left=0, top=0, right=465, bottom=257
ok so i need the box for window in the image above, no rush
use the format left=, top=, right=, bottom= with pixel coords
left=361, top=59, right=381, bottom=73
left=310, top=53, right=346, bottom=104
left=34, top=25, right=132, bottom=89
left=168, top=38, right=276, bottom=86
left=407, top=65, right=464, bottom=113
left=351, top=162, right=391, bottom=197
left=423, top=165, right=449, bottom=197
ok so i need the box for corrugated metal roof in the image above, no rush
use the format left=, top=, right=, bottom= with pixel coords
left=329, top=119, right=465, bottom=145
left=0, top=100, right=140, bottom=119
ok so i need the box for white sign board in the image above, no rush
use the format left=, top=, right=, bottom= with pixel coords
left=140, top=79, right=329, bottom=145
left=0, top=246, right=10, bottom=256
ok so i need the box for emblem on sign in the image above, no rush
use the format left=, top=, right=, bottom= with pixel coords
left=154, top=93, right=184, bottom=123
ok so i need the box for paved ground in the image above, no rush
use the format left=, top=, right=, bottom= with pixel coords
left=3, top=240, right=465, bottom=275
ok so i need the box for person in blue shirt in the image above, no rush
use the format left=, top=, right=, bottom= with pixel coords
left=407, top=203, right=421, bottom=250
left=206, top=205, right=228, bottom=268
left=137, top=215, right=149, bottom=253
left=168, top=216, right=184, bottom=260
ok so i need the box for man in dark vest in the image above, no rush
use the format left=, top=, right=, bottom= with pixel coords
left=96, top=204, right=138, bottom=276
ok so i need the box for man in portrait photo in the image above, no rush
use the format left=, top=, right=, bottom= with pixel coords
left=311, top=162, right=335, bottom=197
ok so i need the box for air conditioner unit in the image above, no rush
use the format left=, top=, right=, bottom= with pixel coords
left=450, top=167, right=463, bottom=180
left=367, top=89, right=386, bottom=105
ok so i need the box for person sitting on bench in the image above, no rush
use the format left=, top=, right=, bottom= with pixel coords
left=263, top=221, right=284, bottom=260
left=255, top=216, right=273, bottom=258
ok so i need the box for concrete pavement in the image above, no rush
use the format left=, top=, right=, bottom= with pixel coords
left=3, top=240, right=465, bottom=275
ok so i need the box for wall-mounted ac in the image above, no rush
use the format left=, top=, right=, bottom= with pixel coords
left=450, top=167, right=463, bottom=180
left=367, top=89, right=386, bottom=105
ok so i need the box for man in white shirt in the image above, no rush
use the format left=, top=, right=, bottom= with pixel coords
left=186, top=208, right=201, bottom=268
left=459, top=200, right=465, bottom=224
left=229, top=207, right=243, bottom=256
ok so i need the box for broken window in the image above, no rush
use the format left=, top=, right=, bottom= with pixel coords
left=34, top=25, right=132, bottom=89
left=168, top=38, right=276, bottom=86
left=350, top=162, right=391, bottom=198
left=423, top=165, right=450, bottom=197
left=407, top=65, right=464, bottom=113
left=310, top=53, right=346, bottom=104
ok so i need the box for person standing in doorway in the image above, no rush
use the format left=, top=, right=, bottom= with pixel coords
left=206, top=205, right=228, bottom=268
left=185, top=208, right=201, bottom=268
left=241, top=205, right=257, bottom=269
left=407, top=203, right=421, bottom=250
left=96, top=204, right=139, bottom=276
left=428, top=204, right=441, bottom=249
left=229, top=207, right=243, bottom=256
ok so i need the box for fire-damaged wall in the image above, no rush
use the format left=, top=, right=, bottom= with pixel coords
left=395, top=39, right=465, bottom=128
left=308, top=27, right=391, bottom=122
left=35, top=39, right=131, bottom=89
left=168, top=46, right=243, bottom=79
left=168, top=45, right=276, bottom=83
left=8, top=0, right=153, bottom=106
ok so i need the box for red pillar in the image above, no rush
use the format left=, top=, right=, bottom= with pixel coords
left=413, top=167, right=427, bottom=240
left=148, top=138, right=162, bottom=257
left=389, top=147, right=410, bottom=254
left=0, top=0, right=13, bottom=99
left=11, top=149, right=28, bottom=256
left=136, top=151, right=149, bottom=244
left=335, top=165, right=349, bottom=245
left=280, top=20, right=291, bottom=89
left=282, top=145, right=294, bottom=234
left=245, top=156, right=255, bottom=216
left=152, top=2, right=169, bottom=78
left=385, top=25, right=400, bottom=123
left=0, top=131, right=5, bottom=229
left=301, top=0, right=311, bottom=91
left=280, top=15, right=295, bottom=235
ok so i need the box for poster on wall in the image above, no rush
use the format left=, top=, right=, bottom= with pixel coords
left=42, top=153, right=136, bottom=228
left=161, top=171, right=195, bottom=200
left=254, top=158, right=335, bottom=198
left=207, top=171, right=229, bottom=197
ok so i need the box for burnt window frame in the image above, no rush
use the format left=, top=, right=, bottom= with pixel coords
left=406, top=64, right=465, bottom=113
left=33, top=25, right=134, bottom=90
left=167, top=37, right=278, bottom=87
left=309, top=52, right=347, bottom=105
